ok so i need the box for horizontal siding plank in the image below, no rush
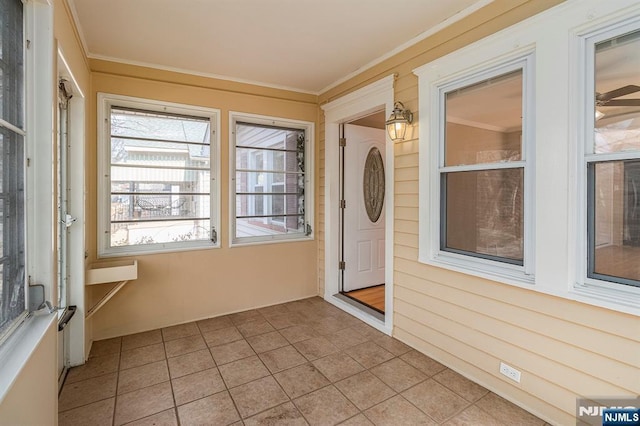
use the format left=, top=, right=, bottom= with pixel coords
left=393, top=257, right=639, bottom=340
left=395, top=152, right=419, bottom=168
left=394, top=297, right=634, bottom=396
left=394, top=245, right=418, bottom=262
left=395, top=194, right=418, bottom=208
left=394, top=219, right=418, bottom=234
left=394, top=232, right=418, bottom=248
left=394, top=180, right=418, bottom=194
left=394, top=318, right=576, bottom=425
left=395, top=167, right=418, bottom=182
left=394, top=207, right=418, bottom=222
left=395, top=273, right=640, bottom=379
left=394, top=139, right=419, bottom=157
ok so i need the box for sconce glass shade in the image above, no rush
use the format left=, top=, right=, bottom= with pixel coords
left=386, top=102, right=413, bottom=142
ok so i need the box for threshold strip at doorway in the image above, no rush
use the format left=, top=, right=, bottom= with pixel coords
left=342, top=284, right=385, bottom=315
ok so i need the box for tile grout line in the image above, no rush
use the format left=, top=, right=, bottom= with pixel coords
left=62, top=298, right=542, bottom=425
left=111, top=348, right=121, bottom=426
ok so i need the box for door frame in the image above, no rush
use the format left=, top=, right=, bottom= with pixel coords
left=57, top=49, right=86, bottom=367
left=321, top=75, right=394, bottom=334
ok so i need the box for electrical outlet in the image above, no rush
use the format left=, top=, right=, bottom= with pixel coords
left=499, top=362, right=521, bottom=383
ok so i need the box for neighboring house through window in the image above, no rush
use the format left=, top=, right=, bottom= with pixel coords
left=230, top=113, right=314, bottom=245
left=98, top=94, right=220, bottom=256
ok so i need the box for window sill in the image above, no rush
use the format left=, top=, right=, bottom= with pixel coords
left=99, top=241, right=219, bottom=258
left=419, top=251, right=535, bottom=288
left=419, top=252, right=640, bottom=317
left=230, top=235, right=314, bottom=248
left=570, top=281, right=640, bottom=317
left=0, top=311, right=56, bottom=404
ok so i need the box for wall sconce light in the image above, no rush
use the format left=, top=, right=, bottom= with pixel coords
left=386, top=101, right=413, bottom=142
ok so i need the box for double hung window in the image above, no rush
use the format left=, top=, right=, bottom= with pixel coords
left=415, top=0, right=640, bottom=314
left=419, top=54, right=534, bottom=283
left=0, top=0, right=26, bottom=342
left=584, top=27, right=640, bottom=289
left=441, top=68, right=525, bottom=265
left=230, top=113, right=313, bottom=245
left=98, top=94, right=219, bottom=256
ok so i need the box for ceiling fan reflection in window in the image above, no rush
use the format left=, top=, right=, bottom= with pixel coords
left=596, top=85, right=640, bottom=107
left=595, top=85, right=640, bottom=122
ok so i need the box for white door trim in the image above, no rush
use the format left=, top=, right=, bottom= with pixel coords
left=321, top=75, right=395, bottom=334
left=57, top=49, right=86, bottom=366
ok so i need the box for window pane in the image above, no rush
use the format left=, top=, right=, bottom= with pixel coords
left=236, top=218, right=304, bottom=239
left=235, top=193, right=300, bottom=218
left=111, top=138, right=210, bottom=169
left=445, top=70, right=522, bottom=166
left=111, top=108, right=210, bottom=144
left=109, top=107, right=212, bottom=249
left=443, top=168, right=524, bottom=264
left=236, top=123, right=301, bottom=151
left=234, top=121, right=306, bottom=241
left=589, top=161, right=640, bottom=285
left=594, top=30, right=640, bottom=154
left=0, top=0, right=24, bottom=129
left=0, top=127, right=26, bottom=338
left=111, top=194, right=209, bottom=222
left=234, top=171, right=300, bottom=192
left=111, top=219, right=210, bottom=246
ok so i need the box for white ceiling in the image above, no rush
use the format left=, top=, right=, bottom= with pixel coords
left=68, top=0, right=489, bottom=94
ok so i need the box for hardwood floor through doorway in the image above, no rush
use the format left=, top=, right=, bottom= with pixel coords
left=343, top=284, right=385, bottom=314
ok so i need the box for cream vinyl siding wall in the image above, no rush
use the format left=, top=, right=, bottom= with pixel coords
left=88, top=61, right=319, bottom=340
left=319, top=0, right=638, bottom=424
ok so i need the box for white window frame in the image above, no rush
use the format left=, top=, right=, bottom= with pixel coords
left=97, top=93, right=220, bottom=257
left=229, top=112, right=314, bottom=246
left=415, top=0, right=640, bottom=316
left=0, top=0, right=28, bottom=344
left=0, top=0, right=57, bottom=401
left=573, top=15, right=640, bottom=310
left=416, top=51, right=536, bottom=287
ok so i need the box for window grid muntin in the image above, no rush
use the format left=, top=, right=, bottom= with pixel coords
left=231, top=115, right=312, bottom=244
left=235, top=135, right=303, bottom=226
left=99, top=96, right=218, bottom=256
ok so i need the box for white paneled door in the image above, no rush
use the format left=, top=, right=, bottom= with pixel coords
left=342, top=124, right=386, bottom=292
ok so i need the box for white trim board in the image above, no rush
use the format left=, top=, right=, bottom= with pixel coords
left=321, top=75, right=395, bottom=335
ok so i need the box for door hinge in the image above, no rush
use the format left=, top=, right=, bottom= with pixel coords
left=339, top=137, right=346, bottom=147
left=305, top=224, right=312, bottom=236
left=338, top=261, right=346, bottom=270
left=339, top=199, right=346, bottom=209
left=211, top=227, right=217, bottom=244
